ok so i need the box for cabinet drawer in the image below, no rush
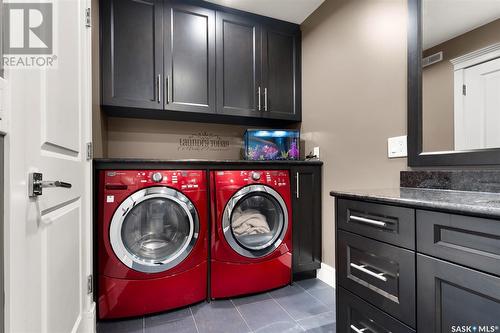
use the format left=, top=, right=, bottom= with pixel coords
left=338, top=287, right=415, bottom=333
left=337, top=199, right=415, bottom=249
left=417, top=254, right=500, bottom=332
left=417, top=210, right=500, bottom=276
left=338, top=230, right=416, bottom=327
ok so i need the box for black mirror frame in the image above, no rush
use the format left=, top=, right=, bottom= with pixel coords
left=407, top=0, right=500, bottom=167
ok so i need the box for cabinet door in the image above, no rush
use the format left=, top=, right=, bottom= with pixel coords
left=262, top=25, right=301, bottom=120
left=164, top=2, right=215, bottom=114
left=292, top=166, right=322, bottom=275
left=418, top=254, right=500, bottom=332
left=101, top=0, right=163, bottom=109
left=216, top=11, right=261, bottom=117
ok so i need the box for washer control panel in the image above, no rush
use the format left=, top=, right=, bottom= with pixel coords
left=104, top=170, right=206, bottom=191
left=214, top=170, right=289, bottom=187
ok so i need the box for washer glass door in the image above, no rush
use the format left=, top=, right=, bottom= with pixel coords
left=110, top=187, right=199, bottom=273
left=223, top=185, right=288, bottom=258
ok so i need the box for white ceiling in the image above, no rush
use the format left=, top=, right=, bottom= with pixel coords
left=423, top=0, right=500, bottom=50
left=203, top=0, right=325, bottom=24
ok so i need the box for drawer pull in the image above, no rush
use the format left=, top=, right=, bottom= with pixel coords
left=350, top=263, right=387, bottom=282
left=349, top=215, right=387, bottom=227
left=350, top=325, right=368, bottom=333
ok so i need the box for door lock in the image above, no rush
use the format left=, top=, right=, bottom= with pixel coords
left=29, top=172, right=72, bottom=197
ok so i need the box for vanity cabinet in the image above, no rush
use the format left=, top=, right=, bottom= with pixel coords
left=417, top=254, right=500, bottom=332
left=101, top=0, right=301, bottom=124
left=291, top=166, right=322, bottom=278
left=334, top=197, right=500, bottom=332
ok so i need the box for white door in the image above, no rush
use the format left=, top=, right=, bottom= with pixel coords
left=4, top=0, right=94, bottom=332
left=454, top=57, right=500, bottom=150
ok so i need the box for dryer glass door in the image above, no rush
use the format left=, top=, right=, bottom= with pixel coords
left=110, top=187, right=199, bottom=273
left=223, top=185, right=288, bottom=258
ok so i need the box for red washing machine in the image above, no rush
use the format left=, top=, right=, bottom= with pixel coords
left=210, top=170, right=292, bottom=299
left=97, top=170, right=208, bottom=319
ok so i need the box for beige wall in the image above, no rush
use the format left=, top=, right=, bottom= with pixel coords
left=422, top=19, right=500, bottom=152
left=301, top=0, right=408, bottom=267
left=107, top=118, right=249, bottom=160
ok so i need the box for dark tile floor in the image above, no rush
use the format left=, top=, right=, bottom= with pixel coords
left=97, top=278, right=336, bottom=333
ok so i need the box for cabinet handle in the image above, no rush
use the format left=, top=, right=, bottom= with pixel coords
left=350, top=324, right=368, bottom=333
left=165, top=75, right=170, bottom=104
left=156, top=74, right=161, bottom=103
left=257, top=86, right=261, bottom=111
left=349, top=215, right=387, bottom=227
left=350, top=263, right=387, bottom=282
left=296, top=172, right=299, bottom=198
left=264, top=87, right=268, bottom=111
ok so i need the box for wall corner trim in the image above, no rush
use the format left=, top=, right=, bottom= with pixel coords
left=317, top=262, right=336, bottom=288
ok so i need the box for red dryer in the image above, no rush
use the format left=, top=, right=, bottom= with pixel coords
left=210, top=170, right=292, bottom=299
left=97, top=170, right=208, bottom=319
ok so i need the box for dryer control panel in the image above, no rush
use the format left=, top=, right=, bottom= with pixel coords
left=104, top=170, right=207, bottom=191
left=214, top=170, right=289, bottom=188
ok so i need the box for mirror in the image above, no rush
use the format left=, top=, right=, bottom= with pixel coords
left=422, top=0, right=500, bottom=152
left=408, top=0, right=500, bottom=166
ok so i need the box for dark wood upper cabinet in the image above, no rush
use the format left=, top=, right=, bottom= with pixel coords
left=101, top=0, right=301, bottom=124
left=101, top=0, right=164, bottom=110
left=262, top=25, right=301, bottom=120
left=216, top=11, right=261, bottom=117
left=164, top=2, right=215, bottom=114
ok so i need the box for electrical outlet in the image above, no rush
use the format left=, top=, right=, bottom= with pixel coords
left=387, top=135, right=407, bottom=158
left=313, top=146, right=320, bottom=159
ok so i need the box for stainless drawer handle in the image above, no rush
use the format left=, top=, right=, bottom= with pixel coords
left=349, top=215, right=387, bottom=227
left=350, top=263, right=387, bottom=282
left=350, top=324, right=368, bottom=333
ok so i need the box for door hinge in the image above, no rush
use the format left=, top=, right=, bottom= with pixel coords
left=87, top=275, right=93, bottom=294
left=86, top=142, right=93, bottom=161
left=462, top=84, right=467, bottom=96
left=85, top=8, right=91, bottom=28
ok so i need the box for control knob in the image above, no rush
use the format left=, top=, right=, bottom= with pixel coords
left=151, top=172, right=163, bottom=183
left=251, top=172, right=261, bottom=181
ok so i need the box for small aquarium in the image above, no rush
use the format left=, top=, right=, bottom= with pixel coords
left=244, top=130, right=300, bottom=160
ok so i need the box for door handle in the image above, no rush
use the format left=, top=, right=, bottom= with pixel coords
left=296, top=172, right=299, bottom=198
left=350, top=263, right=387, bottom=282
left=157, top=74, right=161, bottom=103
left=264, top=87, right=268, bottom=111
left=165, top=75, right=170, bottom=104
left=29, top=172, right=72, bottom=197
left=257, top=86, right=261, bottom=111
left=349, top=215, right=387, bottom=227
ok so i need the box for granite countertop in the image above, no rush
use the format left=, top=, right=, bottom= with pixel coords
left=93, top=158, right=323, bottom=169
left=330, top=187, right=500, bottom=219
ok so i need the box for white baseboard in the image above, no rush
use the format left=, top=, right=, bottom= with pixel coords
left=317, top=263, right=336, bottom=288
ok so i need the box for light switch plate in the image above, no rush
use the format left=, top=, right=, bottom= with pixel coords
left=388, top=135, right=407, bottom=158
left=313, top=146, right=320, bottom=159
